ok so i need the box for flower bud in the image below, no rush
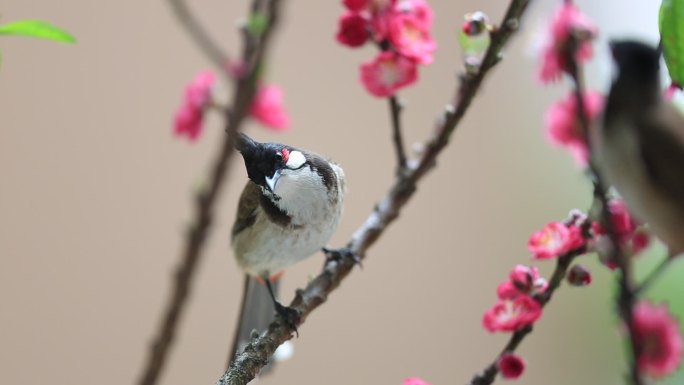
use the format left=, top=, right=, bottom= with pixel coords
left=462, top=11, right=489, bottom=36
left=498, top=353, right=525, bottom=379
left=567, top=264, right=592, bottom=286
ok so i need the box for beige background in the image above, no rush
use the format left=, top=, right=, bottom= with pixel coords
left=0, top=1, right=674, bottom=385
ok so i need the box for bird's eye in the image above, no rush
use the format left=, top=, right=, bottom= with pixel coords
left=274, top=152, right=283, bottom=162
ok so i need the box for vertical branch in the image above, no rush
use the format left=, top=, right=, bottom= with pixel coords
left=389, top=95, right=408, bottom=173
left=565, top=36, right=643, bottom=385
left=136, top=2, right=284, bottom=385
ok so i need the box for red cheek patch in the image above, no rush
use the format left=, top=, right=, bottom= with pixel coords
left=281, top=148, right=290, bottom=163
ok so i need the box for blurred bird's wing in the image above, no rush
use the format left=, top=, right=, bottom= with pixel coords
left=232, top=181, right=261, bottom=238
left=638, top=104, right=684, bottom=205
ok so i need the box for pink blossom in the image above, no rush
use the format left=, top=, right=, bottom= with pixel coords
left=592, top=199, right=639, bottom=243
left=545, top=91, right=604, bottom=166
left=388, top=12, right=436, bottom=64
left=528, top=222, right=585, bottom=259
left=539, top=3, right=597, bottom=84
left=497, top=281, right=519, bottom=300
left=498, top=268, right=547, bottom=300
left=483, top=296, right=542, bottom=333
left=665, top=82, right=681, bottom=101
left=360, top=51, right=418, bottom=97
left=396, top=0, right=433, bottom=29
left=343, top=0, right=368, bottom=12
left=631, top=230, right=651, bottom=254
left=498, top=353, right=526, bottom=379
left=249, top=84, right=290, bottom=130
left=508, top=265, right=547, bottom=295
left=633, top=301, right=683, bottom=378
left=174, top=71, right=216, bottom=142
left=174, top=104, right=204, bottom=141
left=336, top=12, right=369, bottom=48
left=402, top=378, right=431, bottom=385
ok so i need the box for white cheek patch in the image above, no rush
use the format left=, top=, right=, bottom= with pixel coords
left=286, top=150, right=306, bottom=169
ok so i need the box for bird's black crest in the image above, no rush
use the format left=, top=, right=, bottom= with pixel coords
left=610, top=40, right=660, bottom=84
left=235, top=133, right=288, bottom=189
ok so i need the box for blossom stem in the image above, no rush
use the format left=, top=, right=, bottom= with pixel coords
left=389, top=95, right=408, bottom=174
left=136, top=2, right=283, bottom=385
left=218, top=1, right=534, bottom=384
left=564, top=31, right=644, bottom=385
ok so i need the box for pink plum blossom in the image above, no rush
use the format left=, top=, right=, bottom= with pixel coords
left=538, top=3, right=597, bottom=84
left=528, top=222, right=585, bottom=259
left=545, top=91, right=604, bottom=166
left=343, top=0, right=368, bottom=12
left=633, top=301, right=683, bottom=378
left=336, top=12, right=369, bottom=48
left=174, top=71, right=216, bottom=142
left=402, top=378, right=431, bottom=385
left=250, top=84, right=290, bottom=130
left=483, top=296, right=542, bottom=333
left=388, top=12, right=436, bottom=64
left=360, top=51, right=418, bottom=97
left=396, top=0, right=433, bottom=29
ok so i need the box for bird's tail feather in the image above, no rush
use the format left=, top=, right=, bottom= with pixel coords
left=228, top=275, right=277, bottom=374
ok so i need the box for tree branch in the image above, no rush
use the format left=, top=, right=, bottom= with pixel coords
left=168, top=0, right=232, bottom=77
left=564, top=35, right=643, bottom=385
left=216, top=1, right=532, bottom=384
left=468, top=246, right=582, bottom=385
left=389, top=95, right=407, bottom=173
left=136, top=2, right=284, bottom=385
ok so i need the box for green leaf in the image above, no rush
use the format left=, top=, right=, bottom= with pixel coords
left=659, top=0, right=684, bottom=85
left=247, top=12, right=267, bottom=37
left=0, top=19, right=75, bottom=43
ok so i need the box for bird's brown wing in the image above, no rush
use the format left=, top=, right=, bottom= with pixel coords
left=231, top=181, right=261, bottom=238
left=637, top=107, right=684, bottom=206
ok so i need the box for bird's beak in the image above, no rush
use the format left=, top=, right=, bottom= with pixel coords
left=265, top=169, right=281, bottom=193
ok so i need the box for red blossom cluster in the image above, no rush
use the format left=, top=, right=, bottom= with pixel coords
left=538, top=2, right=597, bottom=84
left=173, top=71, right=290, bottom=142
left=590, top=199, right=651, bottom=268
left=633, top=301, right=683, bottom=378
left=174, top=71, right=216, bottom=141
left=335, top=0, right=436, bottom=97
left=483, top=264, right=544, bottom=333
left=538, top=2, right=603, bottom=166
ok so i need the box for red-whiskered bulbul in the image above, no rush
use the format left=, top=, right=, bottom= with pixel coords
left=229, top=133, right=346, bottom=371
left=593, top=40, right=684, bottom=255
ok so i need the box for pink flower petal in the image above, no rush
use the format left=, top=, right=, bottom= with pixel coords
left=360, top=51, right=418, bottom=97
left=250, top=84, right=290, bottom=130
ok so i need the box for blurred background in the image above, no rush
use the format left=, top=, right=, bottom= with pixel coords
left=1, top=0, right=682, bottom=384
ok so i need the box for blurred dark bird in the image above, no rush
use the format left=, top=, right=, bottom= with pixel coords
left=594, top=40, right=684, bottom=255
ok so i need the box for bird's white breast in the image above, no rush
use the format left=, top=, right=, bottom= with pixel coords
left=233, top=163, right=345, bottom=277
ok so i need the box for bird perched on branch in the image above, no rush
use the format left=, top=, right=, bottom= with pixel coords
left=594, top=40, right=684, bottom=255
left=229, top=133, right=345, bottom=371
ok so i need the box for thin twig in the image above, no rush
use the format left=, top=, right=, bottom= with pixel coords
left=468, top=247, right=582, bottom=385
left=564, top=34, right=643, bottom=385
left=389, top=96, right=407, bottom=173
left=216, top=1, right=532, bottom=384
left=168, top=0, right=232, bottom=77
left=136, top=2, right=283, bottom=385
